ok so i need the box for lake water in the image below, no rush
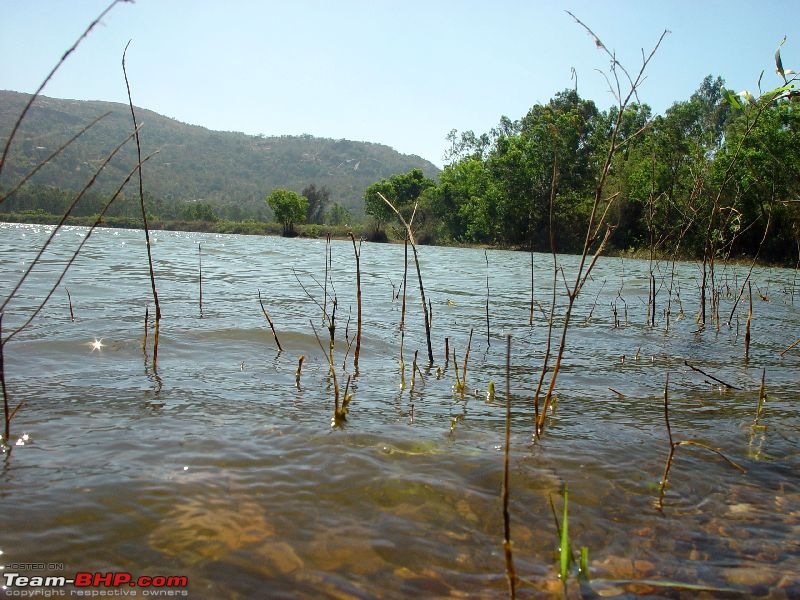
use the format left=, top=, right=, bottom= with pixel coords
left=1, top=222, right=798, bottom=598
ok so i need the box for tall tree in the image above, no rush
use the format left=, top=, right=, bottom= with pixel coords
left=266, top=188, right=308, bottom=236
left=363, top=168, right=435, bottom=232
left=301, top=183, right=331, bottom=225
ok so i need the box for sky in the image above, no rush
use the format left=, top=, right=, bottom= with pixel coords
left=1, top=1, right=798, bottom=168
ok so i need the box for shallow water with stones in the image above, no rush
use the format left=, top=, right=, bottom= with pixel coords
left=1, top=222, right=798, bottom=598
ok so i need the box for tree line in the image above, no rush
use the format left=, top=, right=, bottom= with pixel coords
left=364, top=75, right=800, bottom=264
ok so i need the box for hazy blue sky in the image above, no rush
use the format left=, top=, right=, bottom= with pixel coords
left=1, top=1, right=797, bottom=167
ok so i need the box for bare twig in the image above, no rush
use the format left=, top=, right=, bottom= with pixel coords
left=123, top=41, right=162, bottom=370
left=684, top=360, right=741, bottom=390
left=1, top=314, right=9, bottom=445
left=65, top=287, right=75, bottom=322
left=295, top=355, right=304, bottom=389
left=502, top=334, right=516, bottom=598
left=310, top=320, right=340, bottom=418
left=349, top=232, right=363, bottom=374
left=198, top=243, right=203, bottom=317
left=257, top=289, right=283, bottom=352
left=377, top=192, right=434, bottom=365
left=744, top=282, right=752, bottom=363
left=658, top=373, right=745, bottom=511
left=485, top=250, right=491, bottom=347
left=780, top=336, right=800, bottom=357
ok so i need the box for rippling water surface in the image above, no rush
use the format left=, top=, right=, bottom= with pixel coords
left=1, top=223, right=798, bottom=598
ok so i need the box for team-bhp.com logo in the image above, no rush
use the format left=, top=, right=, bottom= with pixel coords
left=3, top=571, right=188, bottom=596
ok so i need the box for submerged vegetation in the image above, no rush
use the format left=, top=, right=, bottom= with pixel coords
left=1, top=2, right=799, bottom=598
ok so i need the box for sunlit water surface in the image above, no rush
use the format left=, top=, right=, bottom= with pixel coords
left=1, top=223, right=798, bottom=598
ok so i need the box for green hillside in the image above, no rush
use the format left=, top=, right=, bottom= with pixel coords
left=0, top=90, right=440, bottom=220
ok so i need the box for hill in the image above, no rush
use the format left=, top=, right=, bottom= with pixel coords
left=0, top=90, right=440, bottom=220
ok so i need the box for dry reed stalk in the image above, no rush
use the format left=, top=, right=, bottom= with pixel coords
left=339, top=375, right=352, bottom=422
left=485, top=250, right=491, bottom=347
left=657, top=374, right=675, bottom=511
left=410, top=350, right=419, bottom=394
left=1, top=313, right=9, bottom=446
left=0, top=314, right=26, bottom=453
left=727, top=214, right=772, bottom=326
left=323, top=233, right=331, bottom=325
left=501, top=333, right=516, bottom=598
left=327, top=296, right=337, bottom=372
left=398, top=237, right=409, bottom=387
left=377, top=192, right=434, bottom=364
left=584, top=280, right=605, bottom=323
left=257, top=289, right=283, bottom=352
left=533, top=159, right=560, bottom=436
left=311, top=320, right=340, bottom=419
left=529, top=247, right=535, bottom=326
left=142, top=304, right=150, bottom=354
left=658, top=372, right=746, bottom=511
left=349, top=233, right=362, bottom=374
left=65, top=287, right=75, bottom=322
left=452, top=347, right=462, bottom=392
left=684, top=360, right=740, bottom=390
left=650, top=273, right=656, bottom=327
left=295, top=355, right=305, bottom=389
left=754, top=368, right=767, bottom=427
left=198, top=243, right=203, bottom=318
left=744, top=282, right=752, bottom=363
left=780, top=336, right=800, bottom=357
left=459, top=328, right=474, bottom=400
left=123, top=42, right=162, bottom=370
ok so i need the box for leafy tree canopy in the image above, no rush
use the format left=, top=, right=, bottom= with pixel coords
left=266, top=188, right=308, bottom=236
left=363, top=168, right=436, bottom=225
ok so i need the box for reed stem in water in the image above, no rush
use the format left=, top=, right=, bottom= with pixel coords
left=258, top=289, right=283, bottom=352
left=501, top=334, right=516, bottom=598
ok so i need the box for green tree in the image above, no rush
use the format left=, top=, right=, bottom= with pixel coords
left=302, top=183, right=331, bottom=224
left=485, top=90, right=602, bottom=248
left=183, top=201, right=218, bottom=222
left=426, top=157, right=497, bottom=243
left=324, top=202, right=352, bottom=226
left=266, top=188, right=308, bottom=235
left=363, top=168, right=435, bottom=232
left=711, top=96, right=800, bottom=260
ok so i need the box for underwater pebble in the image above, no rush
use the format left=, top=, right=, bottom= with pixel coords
left=257, top=541, right=303, bottom=575
left=456, top=499, right=479, bottom=524
left=595, top=585, right=626, bottom=597
left=594, top=555, right=655, bottom=579
left=778, top=573, right=800, bottom=589
left=728, top=502, right=754, bottom=515
left=722, top=566, right=779, bottom=587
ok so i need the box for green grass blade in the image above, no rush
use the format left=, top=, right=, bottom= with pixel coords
left=560, top=484, right=569, bottom=582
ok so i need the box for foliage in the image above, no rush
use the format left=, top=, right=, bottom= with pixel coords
left=412, top=50, right=799, bottom=264
left=266, top=188, right=308, bottom=236
left=363, top=168, right=436, bottom=231
left=182, top=201, right=218, bottom=222
left=324, top=202, right=352, bottom=226
left=301, top=183, right=331, bottom=224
